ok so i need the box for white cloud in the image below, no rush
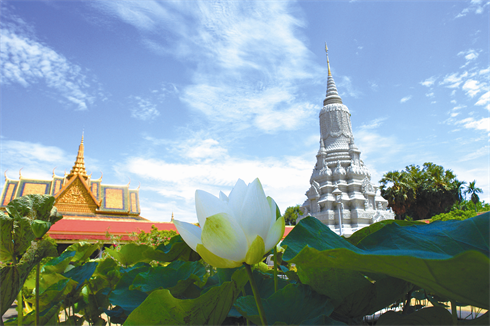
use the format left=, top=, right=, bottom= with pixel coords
left=359, top=117, right=387, bottom=130
left=0, top=18, right=98, bottom=110
left=130, top=96, right=160, bottom=121
left=92, top=1, right=321, bottom=134
left=121, top=153, right=313, bottom=222
left=337, top=76, right=362, bottom=99
left=475, top=91, right=490, bottom=110
left=400, top=95, right=412, bottom=103
left=462, top=79, right=482, bottom=97
left=456, top=117, right=490, bottom=134
left=420, top=76, right=437, bottom=87
left=369, top=80, right=379, bottom=91
left=440, top=71, right=468, bottom=88
left=458, top=49, right=480, bottom=67
left=176, top=138, right=228, bottom=160
left=480, top=67, right=490, bottom=75
left=455, top=0, right=490, bottom=18
left=0, top=140, right=73, bottom=180
left=458, top=145, right=490, bottom=162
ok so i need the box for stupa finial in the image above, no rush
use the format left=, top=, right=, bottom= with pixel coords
left=325, top=42, right=331, bottom=77
left=323, top=43, right=343, bottom=105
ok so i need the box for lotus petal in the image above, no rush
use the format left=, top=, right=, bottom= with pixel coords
left=228, top=179, right=248, bottom=218
left=195, top=190, right=231, bottom=228
left=201, top=213, right=248, bottom=262
left=245, top=235, right=266, bottom=265
left=264, top=216, right=285, bottom=253
left=196, top=244, right=242, bottom=268
left=239, top=178, right=272, bottom=244
left=173, top=220, right=202, bottom=251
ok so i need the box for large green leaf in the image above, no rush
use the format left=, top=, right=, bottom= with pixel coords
left=42, top=250, right=76, bottom=274
left=346, top=219, right=426, bottom=246
left=332, top=273, right=412, bottom=320
left=130, top=260, right=206, bottom=297
left=145, top=235, right=201, bottom=262
left=27, top=279, right=75, bottom=311
left=0, top=213, right=35, bottom=262
left=241, top=268, right=289, bottom=299
left=5, top=194, right=62, bottom=224
left=0, top=239, right=57, bottom=316
left=65, top=242, right=100, bottom=265
left=109, top=263, right=151, bottom=316
left=355, top=215, right=489, bottom=255
left=105, top=243, right=152, bottom=266
left=0, top=212, right=15, bottom=262
left=235, top=284, right=335, bottom=325
left=63, top=261, right=98, bottom=290
left=4, top=302, right=62, bottom=326
left=282, top=215, right=489, bottom=309
left=124, top=269, right=247, bottom=326
left=1, top=195, right=62, bottom=262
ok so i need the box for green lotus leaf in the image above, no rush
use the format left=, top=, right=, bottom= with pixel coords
left=124, top=271, right=245, bottom=326
left=346, top=219, right=426, bottom=246
left=106, top=243, right=153, bottom=266
left=65, top=242, right=100, bottom=265
left=235, top=283, right=335, bottom=325
left=147, top=235, right=201, bottom=262
left=130, top=260, right=207, bottom=297
left=282, top=215, right=489, bottom=309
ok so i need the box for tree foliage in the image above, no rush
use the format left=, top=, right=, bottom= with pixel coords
left=282, top=205, right=302, bottom=225
left=430, top=209, right=476, bottom=222
left=130, top=225, right=177, bottom=247
left=379, top=163, right=461, bottom=220
left=465, top=180, right=483, bottom=210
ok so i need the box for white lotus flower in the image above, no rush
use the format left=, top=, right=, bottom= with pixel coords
left=174, top=178, right=285, bottom=268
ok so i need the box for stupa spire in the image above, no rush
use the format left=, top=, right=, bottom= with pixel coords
left=324, top=44, right=343, bottom=105
left=67, top=134, right=88, bottom=180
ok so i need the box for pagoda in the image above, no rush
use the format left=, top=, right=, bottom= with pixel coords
left=300, top=45, right=394, bottom=236
left=1, top=135, right=144, bottom=220
left=0, top=136, right=185, bottom=247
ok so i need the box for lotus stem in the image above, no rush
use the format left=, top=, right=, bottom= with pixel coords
left=451, top=300, right=457, bottom=325
left=244, top=264, right=268, bottom=325
left=17, top=290, right=23, bottom=326
left=35, top=262, right=40, bottom=326
left=273, top=246, right=278, bottom=293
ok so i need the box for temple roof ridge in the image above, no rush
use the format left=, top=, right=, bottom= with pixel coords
left=324, top=44, right=343, bottom=106
left=67, top=134, right=88, bottom=180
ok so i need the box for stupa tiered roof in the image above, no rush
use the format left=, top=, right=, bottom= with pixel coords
left=300, top=45, right=394, bottom=235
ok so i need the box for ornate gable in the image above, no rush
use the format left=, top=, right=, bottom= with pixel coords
left=55, top=176, right=100, bottom=215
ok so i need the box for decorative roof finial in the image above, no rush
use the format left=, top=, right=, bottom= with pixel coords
left=171, top=212, right=174, bottom=222
left=67, top=134, right=88, bottom=180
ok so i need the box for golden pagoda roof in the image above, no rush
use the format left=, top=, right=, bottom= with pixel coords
left=67, top=135, right=88, bottom=180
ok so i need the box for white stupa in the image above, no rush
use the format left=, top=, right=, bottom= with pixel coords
left=299, top=45, right=394, bottom=236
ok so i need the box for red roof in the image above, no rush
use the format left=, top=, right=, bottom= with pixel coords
left=48, top=218, right=295, bottom=242
left=48, top=218, right=177, bottom=241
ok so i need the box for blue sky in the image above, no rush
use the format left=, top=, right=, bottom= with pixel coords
left=1, top=0, right=489, bottom=223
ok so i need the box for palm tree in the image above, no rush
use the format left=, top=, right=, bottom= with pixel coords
left=464, top=180, right=483, bottom=212
left=380, top=170, right=416, bottom=219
